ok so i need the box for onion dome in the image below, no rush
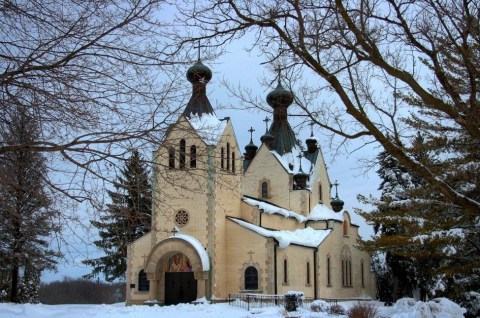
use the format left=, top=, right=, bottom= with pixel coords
left=330, top=180, right=344, bottom=212
left=244, top=127, right=258, bottom=161
left=186, top=60, right=212, bottom=83
left=294, top=168, right=309, bottom=190
left=183, top=60, right=214, bottom=119
left=306, top=132, right=318, bottom=154
left=265, top=77, right=298, bottom=155
left=266, top=81, right=294, bottom=109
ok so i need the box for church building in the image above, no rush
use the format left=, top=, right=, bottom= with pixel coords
left=126, top=60, right=376, bottom=305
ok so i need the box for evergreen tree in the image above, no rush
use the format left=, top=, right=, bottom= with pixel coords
left=0, top=107, right=61, bottom=303
left=361, top=133, right=479, bottom=300
left=83, top=150, right=152, bottom=281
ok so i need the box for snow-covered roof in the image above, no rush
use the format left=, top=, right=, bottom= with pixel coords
left=172, top=233, right=210, bottom=271
left=187, top=113, right=226, bottom=146
left=243, top=197, right=307, bottom=223
left=307, top=204, right=344, bottom=222
left=228, top=217, right=331, bottom=248
left=270, top=145, right=313, bottom=175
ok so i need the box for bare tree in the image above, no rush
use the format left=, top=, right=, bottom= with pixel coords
left=0, top=0, right=190, bottom=203
left=173, top=0, right=480, bottom=216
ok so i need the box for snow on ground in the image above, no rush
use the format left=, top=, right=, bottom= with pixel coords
left=0, top=298, right=466, bottom=318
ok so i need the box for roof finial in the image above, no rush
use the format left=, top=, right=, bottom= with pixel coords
left=248, top=127, right=255, bottom=142
left=274, top=65, right=282, bottom=85
left=309, top=121, right=315, bottom=137
left=194, top=40, right=202, bottom=62
left=332, top=180, right=340, bottom=199
left=263, top=116, right=270, bottom=133
left=296, top=152, right=304, bottom=172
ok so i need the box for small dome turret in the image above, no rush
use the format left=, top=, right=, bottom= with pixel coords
left=306, top=123, right=318, bottom=154
left=244, top=127, right=258, bottom=161
left=293, top=153, right=309, bottom=190
left=330, top=180, right=345, bottom=212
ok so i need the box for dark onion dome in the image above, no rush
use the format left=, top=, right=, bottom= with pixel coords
left=244, top=140, right=258, bottom=161
left=265, top=79, right=298, bottom=155
left=260, top=132, right=274, bottom=148
left=306, top=132, right=318, bottom=154
left=183, top=60, right=215, bottom=119
left=186, top=60, right=212, bottom=83
left=293, top=169, right=309, bottom=190
left=266, top=81, right=294, bottom=108
left=330, top=196, right=345, bottom=212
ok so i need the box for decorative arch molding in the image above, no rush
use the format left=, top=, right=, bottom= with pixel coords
left=144, top=235, right=210, bottom=281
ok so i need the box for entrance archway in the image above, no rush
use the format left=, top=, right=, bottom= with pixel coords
left=164, top=253, right=197, bottom=305
left=144, top=234, right=210, bottom=304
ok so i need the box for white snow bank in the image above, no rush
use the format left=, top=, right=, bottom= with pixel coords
left=307, top=204, right=343, bottom=222
left=228, top=217, right=331, bottom=248
left=388, top=297, right=466, bottom=318
left=243, top=197, right=307, bottom=223
left=188, top=113, right=226, bottom=145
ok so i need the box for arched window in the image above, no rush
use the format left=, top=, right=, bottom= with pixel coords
left=190, top=145, right=197, bottom=168
left=138, top=269, right=149, bottom=292
left=221, top=147, right=225, bottom=169
left=231, top=151, right=235, bottom=173
left=283, top=259, right=288, bottom=284
left=261, top=181, right=268, bottom=198
left=179, top=139, right=186, bottom=169
left=226, top=143, right=230, bottom=170
left=168, top=148, right=175, bottom=169
left=306, top=262, right=311, bottom=285
left=244, top=266, right=258, bottom=290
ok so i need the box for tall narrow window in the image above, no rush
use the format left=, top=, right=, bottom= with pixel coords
left=168, top=148, right=175, bottom=169
left=261, top=181, right=268, bottom=198
left=190, top=145, right=197, bottom=168
left=226, top=143, right=230, bottom=170
left=283, top=259, right=288, bottom=284
left=361, top=260, right=365, bottom=288
left=245, top=266, right=258, bottom=290
left=319, top=184, right=323, bottom=202
left=342, top=247, right=352, bottom=287
left=221, top=147, right=225, bottom=169
left=231, top=151, right=235, bottom=173
left=306, top=262, right=311, bottom=285
left=179, top=139, right=186, bottom=169
left=327, top=256, right=331, bottom=286
left=138, top=270, right=149, bottom=292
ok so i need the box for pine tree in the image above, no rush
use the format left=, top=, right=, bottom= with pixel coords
left=0, top=107, right=61, bottom=303
left=83, top=150, right=152, bottom=281
left=361, top=133, right=480, bottom=300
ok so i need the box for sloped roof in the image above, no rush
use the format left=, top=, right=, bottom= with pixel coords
left=187, top=113, right=227, bottom=146
left=243, top=196, right=307, bottom=222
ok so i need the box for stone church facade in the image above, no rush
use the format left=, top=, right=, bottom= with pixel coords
left=125, top=60, right=376, bottom=305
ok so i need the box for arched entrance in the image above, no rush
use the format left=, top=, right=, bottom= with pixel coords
left=164, top=253, right=197, bottom=305
left=144, top=234, right=210, bottom=304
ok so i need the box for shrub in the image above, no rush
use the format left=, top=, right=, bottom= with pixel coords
left=329, top=303, right=346, bottom=315
left=310, top=300, right=329, bottom=312
left=346, top=302, right=378, bottom=318
left=284, top=291, right=304, bottom=312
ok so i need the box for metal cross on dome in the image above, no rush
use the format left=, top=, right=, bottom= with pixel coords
left=248, top=127, right=255, bottom=142
left=194, top=40, right=204, bottom=61
left=263, top=116, right=270, bottom=133
left=296, top=152, right=304, bottom=171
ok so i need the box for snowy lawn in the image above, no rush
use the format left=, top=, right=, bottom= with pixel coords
left=0, top=298, right=466, bottom=318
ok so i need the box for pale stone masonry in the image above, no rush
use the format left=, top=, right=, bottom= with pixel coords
left=126, top=60, right=376, bottom=305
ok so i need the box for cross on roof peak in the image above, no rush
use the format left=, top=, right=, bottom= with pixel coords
left=248, top=127, right=255, bottom=142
